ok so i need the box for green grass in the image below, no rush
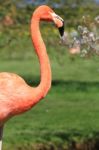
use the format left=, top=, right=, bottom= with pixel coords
left=1, top=56, right=99, bottom=149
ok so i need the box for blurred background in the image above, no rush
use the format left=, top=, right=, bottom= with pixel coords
left=0, top=0, right=99, bottom=150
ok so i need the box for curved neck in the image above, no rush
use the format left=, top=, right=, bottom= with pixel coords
left=31, top=14, right=51, bottom=99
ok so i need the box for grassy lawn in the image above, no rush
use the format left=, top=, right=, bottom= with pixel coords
left=0, top=55, right=99, bottom=149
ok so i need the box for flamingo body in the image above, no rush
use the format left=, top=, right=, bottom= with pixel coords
left=0, top=72, right=35, bottom=126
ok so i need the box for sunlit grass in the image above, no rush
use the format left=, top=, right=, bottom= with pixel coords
left=3, top=83, right=99, bottom=149
left=0, top=56, right=99, bottom=149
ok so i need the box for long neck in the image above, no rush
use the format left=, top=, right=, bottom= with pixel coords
left=31, top=14, right=51, bottom=99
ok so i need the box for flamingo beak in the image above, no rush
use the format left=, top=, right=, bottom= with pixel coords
left=50, top=12, right=65, bottom=37
left=58, top=21, right=64, bottom=37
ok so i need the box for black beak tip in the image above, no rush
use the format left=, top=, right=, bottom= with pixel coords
left=58, top=21, right=64, bottom=37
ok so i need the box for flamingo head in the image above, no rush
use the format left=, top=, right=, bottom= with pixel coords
left=34, top=5, right=64, bottom=37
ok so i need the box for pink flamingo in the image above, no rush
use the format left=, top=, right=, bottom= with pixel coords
left=0, top=5, right=64, bottom=149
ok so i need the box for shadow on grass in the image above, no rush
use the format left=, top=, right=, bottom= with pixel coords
left=15, top=130, right=99, bottom=150
left=23, top=75, right=99, bottom=92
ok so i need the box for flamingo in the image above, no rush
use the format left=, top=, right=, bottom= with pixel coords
left=0, top=5, right=64, bottom=150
